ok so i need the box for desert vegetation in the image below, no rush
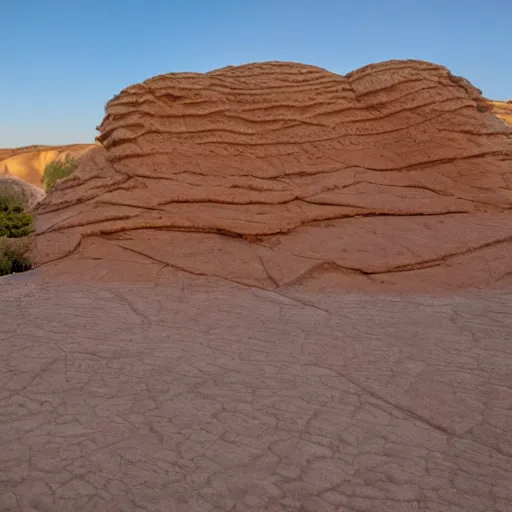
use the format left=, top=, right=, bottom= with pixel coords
left=43, top=155, right=78, bottom=190
left=0, top=185, right=33, bottom=276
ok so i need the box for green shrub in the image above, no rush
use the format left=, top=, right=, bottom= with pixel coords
left=43, top=155, right=78, bottom=191
left=0, top=193, right=33, bottom=238
left=0, top=190, right=33, bottom=276
left=0, top=238, right=32, bottom=276
left=0, top=190, right=22, bottom=211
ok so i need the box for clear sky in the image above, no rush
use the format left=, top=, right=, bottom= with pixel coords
left=1, top=0, right=510, bottom=147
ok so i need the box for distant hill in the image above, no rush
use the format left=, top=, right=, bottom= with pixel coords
left=0, top=144, right=95, bottom=187
left=490, top=100, right=512, bottom=125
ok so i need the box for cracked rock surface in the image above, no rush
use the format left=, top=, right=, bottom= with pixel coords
left=1, top=272, right=512, bottom=511
left=33, top=60, right=512, bottom=291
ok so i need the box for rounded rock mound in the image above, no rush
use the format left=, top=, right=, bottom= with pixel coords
left=0, top=173, right=45, bottom=211
left=33, top=60, right=512, bottom=291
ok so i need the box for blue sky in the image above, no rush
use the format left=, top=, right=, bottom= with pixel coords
left=1, top=0, right=510, bottom=147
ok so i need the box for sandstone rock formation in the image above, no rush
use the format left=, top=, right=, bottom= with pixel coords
left=33, top=60, right=512, bottom=291
left=0, top=174, right=45, bottom=210
left=0, top=143, right=95, bottom=187
left=3, top=60, right=512, bottom=511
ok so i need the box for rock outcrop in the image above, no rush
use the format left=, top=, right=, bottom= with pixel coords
left=0, top=174, right=45, bottom=210
left=0, top=143, right=95, bottom=187
left=3, top=62, right=512, bottom=510
left=33, top=60, right=512, bottom=291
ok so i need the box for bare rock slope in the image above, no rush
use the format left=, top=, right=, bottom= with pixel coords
left=34, top=60, right=512, bottom=291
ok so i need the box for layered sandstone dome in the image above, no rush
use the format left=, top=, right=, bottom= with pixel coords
left=33, top=60, right=512, bottom=290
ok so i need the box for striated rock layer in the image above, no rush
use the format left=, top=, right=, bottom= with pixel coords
left=34, top=60, right=512, bottom=291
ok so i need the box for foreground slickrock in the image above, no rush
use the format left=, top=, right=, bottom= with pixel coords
left=0, top=275, right=511, bottom=512
left=33, top=60, right=512, bottom=291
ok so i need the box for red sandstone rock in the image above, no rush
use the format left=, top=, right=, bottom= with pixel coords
left=3, top=60, right=512, bottom=512
left=33, top=60, right=512, bottom=291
